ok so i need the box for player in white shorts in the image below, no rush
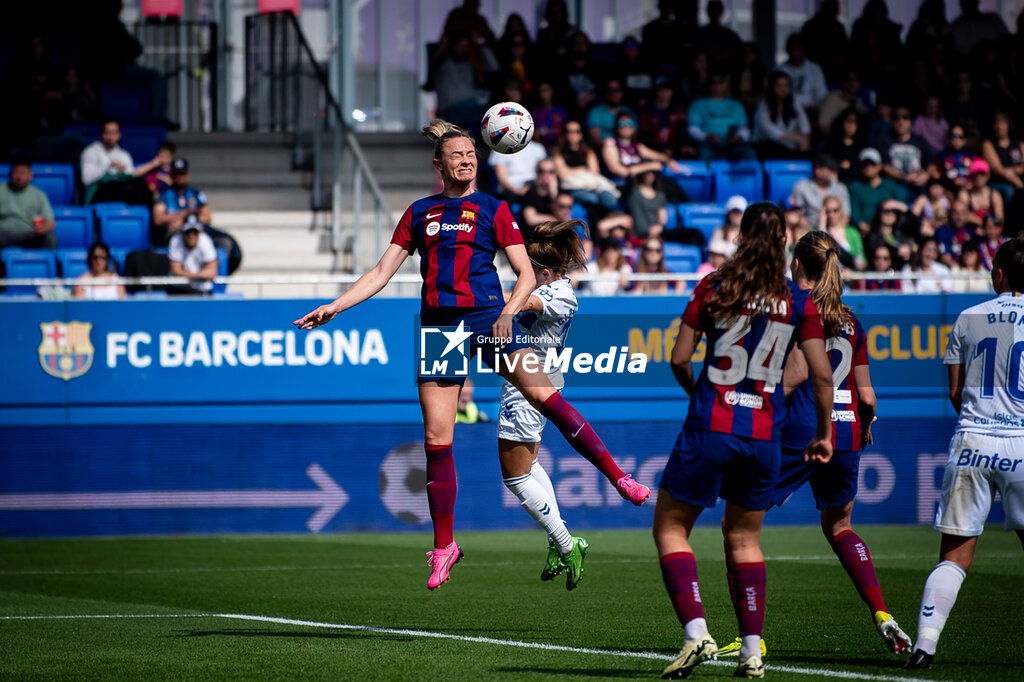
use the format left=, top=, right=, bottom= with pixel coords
left=906, top=235, right=1024, bottom=670
left=497, top=219, right=590, bottom=590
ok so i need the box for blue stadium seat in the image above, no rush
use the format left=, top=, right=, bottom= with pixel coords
left=569, top=203, right=588, bottom=222
left=663, top=243, right=703, bottom=273
left=667, top=168, right=713, bottom=203
left=712, top=163, right=764, bottom=203
left=101, top=84, right=151, bottom=124
left=669, top=160, right=708, bottom=173
left=763, top=160, right=813, bottom=204
left=213, top=247, right=228, bottom=294
left=109, top=248, right=131, bottom=275
left=679, top=203, right=728, bottom=241
left=708, top=159, right=763, bottom=173
left=664, top=203, right=679, bottom=229
left=65, top=121, right=101, bottom=148
left=120, top=125, right=167, bottom=164
left=32, top=164, right=76, bottom=206
left=0, top=163, right=10, bottom=182
left=53, top=207, right=95, bottom=249
left=2, top=248, right=56, bottom=294
left=97, top=206, right=151, bottom=250
left=57, top=249, right=90, bottom=280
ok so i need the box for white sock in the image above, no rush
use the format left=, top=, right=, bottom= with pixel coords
left=504, top=467, right=573, bottom=556
left=683, top=617, right=708, bottom=640
left=915, top=560, right=967, bottom=655
left=740, top=635, right=761, bottom=660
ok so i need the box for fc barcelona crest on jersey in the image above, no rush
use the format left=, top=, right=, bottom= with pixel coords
left=38, top=321, right=94, bottom=380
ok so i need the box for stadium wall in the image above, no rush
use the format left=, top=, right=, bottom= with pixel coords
left=1, top=294, right=1004, bottom=536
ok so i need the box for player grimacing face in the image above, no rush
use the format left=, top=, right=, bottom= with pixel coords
left=435, top=137, right=477, bottom=188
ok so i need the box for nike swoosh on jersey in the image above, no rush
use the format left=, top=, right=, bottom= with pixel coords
left=425, top=211, right=443, bottom=219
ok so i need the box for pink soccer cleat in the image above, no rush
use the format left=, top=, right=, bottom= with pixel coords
left=616, top=474, right=651, bottom=506
left=425, top=541, right=464, bottom=590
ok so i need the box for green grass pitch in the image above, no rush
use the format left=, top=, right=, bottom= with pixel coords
left=1, top=526, right=1021, bottom=680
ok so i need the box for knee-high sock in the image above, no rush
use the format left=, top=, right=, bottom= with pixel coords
left=831, top=529, right=888, bottom=614
left=539, top=392, right=625, bottom=483
left=915, top=560, right=966, bottom=655
left=660, top=552, right=708, bottom=639
left=425, top=443, right=456, bottom=549
left=730, top=561, right=767, bottom=659
left=504, top=464, right=573, bottom=555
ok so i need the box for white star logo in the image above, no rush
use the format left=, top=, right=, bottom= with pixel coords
left=440, top=321, right=473, bottom=357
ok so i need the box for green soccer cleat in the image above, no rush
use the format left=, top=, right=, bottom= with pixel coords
left=562, top=536, right=589, bottom=591
left=717, top=637, right=767, bottom=658
left=540, top=542, right=565, bottom=582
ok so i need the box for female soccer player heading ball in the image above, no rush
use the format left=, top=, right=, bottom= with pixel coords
left=294, top=120, right=650, bottom=591
left=654, top=201, right=835, bottom=679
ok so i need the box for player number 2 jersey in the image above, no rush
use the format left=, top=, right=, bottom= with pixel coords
left=944, top=292, right=1024, bottom=436
left=781, top=311, right=869, bottom=451
left=682, top=277, right=824, bottom=441
left=391, top=191, right=523, bottom=310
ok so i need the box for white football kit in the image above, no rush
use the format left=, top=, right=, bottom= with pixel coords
left=497, top=277, right=578, bottom=443
left=938, top=292, right=1024, bottom=535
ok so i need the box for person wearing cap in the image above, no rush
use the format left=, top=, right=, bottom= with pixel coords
left=151, top=157, right=211, bottom=246
left=881, top=104, right=938, bottom=189
left=695, top=236, right=737, bottom=278
left=957, top=158, right=1004, bottom=227
left=167, top=214, right=218, bottom=295
left=849, top=147, right=909, bottom=233
left=789, top=153, right=850, bottom=226
left=708, top=195, right=747, bottom=245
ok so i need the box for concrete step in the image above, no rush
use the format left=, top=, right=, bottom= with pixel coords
left=189, top=170, right=311, bottom=188
left=202, top=187, right=311, bottom=211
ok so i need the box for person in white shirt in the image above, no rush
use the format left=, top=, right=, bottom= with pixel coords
left=901, top=237, right=953, bottom=293
left=81, top=119, right=164, bottom=205
left=489, top=140, right=548, bottom=202
left=72, top=242, right=126, bottom=300
left=906, top=235, right=1024, bottom=670
left=167, top=215, right=218, bottom=294
left=778, top=33, right=828, bottom=116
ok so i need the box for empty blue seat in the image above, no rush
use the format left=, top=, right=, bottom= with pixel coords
left=97, top=206, right=151, bottom=250
left=667, top=168, right=713, bottom=203
left=712, top=164, right=764, bottom=203
left=663, top=243, right=703, bottom=273
left=57, top=249, right=91, bottom=279
left=0, top=163, right=10, bottom=182
left=109, top=248, right=131, bottom=274
left=708, top=159, right=763, bottom=173
left=53, top=207, right=95, bottom=249
left=2, top=248, right=57, bottom=294
left=120, top=125, right=167, bottom=164
left=679, top=203, right=728, bottom=241
left=664, top=203, right=679, bottom=229
left=213, top=247, right=228, bottom=294
left=65, top=121, right=101, bottom=147
left=763, top=160, right=813, bottom=204
left=101, top=84, right=151, bottom=124
left=32, top=164, right=76, bottom=206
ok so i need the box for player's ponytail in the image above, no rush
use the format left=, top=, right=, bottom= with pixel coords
left=794, top=230, right=850, bottom=338
left=528, top=220, right=588, bottom=277
left=421, top=119, right=473, bottom=159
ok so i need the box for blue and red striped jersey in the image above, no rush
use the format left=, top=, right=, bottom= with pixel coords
left=682, top=277, right=824, bottom=442
left=781, top=311, right=869, bottom=452
left=391, top=191, right=523, bottom=310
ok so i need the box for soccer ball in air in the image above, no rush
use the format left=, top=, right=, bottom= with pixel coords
left=481, top=101, right=534, bottom=154
left=378, top=441, right=431, bottom=525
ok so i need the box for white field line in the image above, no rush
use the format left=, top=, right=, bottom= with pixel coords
left=0, top=612, right=959, bottom=682
left=1, top=552, right=1018, bottom=577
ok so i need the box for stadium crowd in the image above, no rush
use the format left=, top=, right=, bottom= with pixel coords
left=428, top=0, right=1023, bottom=294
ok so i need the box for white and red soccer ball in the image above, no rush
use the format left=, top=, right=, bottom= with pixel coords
left=481, top=101, right=534, bottom=154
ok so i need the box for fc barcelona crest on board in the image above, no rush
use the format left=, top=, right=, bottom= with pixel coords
left=39, top=321, right=93, bottom=380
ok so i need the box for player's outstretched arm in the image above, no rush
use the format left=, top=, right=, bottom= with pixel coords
left=854, top=364, right=877, bottom=448
left=494, top=243, right=537, bottom=340
left=670, top=322, right=700, bottom=396
left=293, top=244, right=409, bottom=330
left=800, top=336, right=834, bottom=463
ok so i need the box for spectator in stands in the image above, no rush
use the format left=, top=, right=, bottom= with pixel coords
left=498, top=34, right=534, bottom=101
left=168, top=215, right=218, bottom=295
left=80, top=119, right=157, bottom=206
left=980, top=111, right=1024, bottom=201
left=627, top=169, right=668, bottom=239
left=693, top=1, right=741, bottom=72
left=819, top=193, right=866, bottom=271
left=586, top=78, right=635, bottom=149
left=639, top=78, right=693, bottom=159
left=938, top=124, right=976, bottom=192
left=950, top=241, right=990, bottom=292
left=617, top=36, right=655, bottom=109
left=603, top=112, right=682, bottom=184
left=752, top=71, right=811, bottom=158
left=798, top=0, right=849, bottom=86
left=520, top=159, right=560, bottom=234
left=945, top=199, right=979, bottom=252
left=431, top=30, right=496, bottom=133
left=641, top=0, right=693, bottom=81
left=709, top=195, right=747, bottom=246
left=443, top=0, right=498, bottom=55
left=550, top=188, right=630, bottom=241
left=783, top=200, right=811, bottom=262
left=143, top=141, right=176, bottom=200
left=912, top=96, right=949, bottom=155
left=60, top=66, right=98, bottom=123
left=696, top=236, right=736, bottom=278
left=950, top=0, right=1009, bottom=58
left=946, top=71, right=987, bottom=142
left=490, top=138, right=547, bottom=202
left=732, top=42, right=766, bottom=119
left=820, top=107, right=866, bottom=185
left=551, top=121, right=620, bottom=212
left=865, top=97, right=894, bottom=149
left=865, top=200, right=915, bottom=265
left=687, top=71, right=755, bottom=161
left=882, top=104, right=937, bottom=190
left=817, top=70, right=869, bottom=136
left=789, top=153, right=850, bottom=227
left=858, top=244, right=902, bottom=291
left=902, top=237, right=953, bottom=293
left=959, top=159, right=1004, bottom=227
left=633, top=236, right=678, bottom=295
left=530, top=80, right=569, bottom=148
left=498, top=12, right=531, bottom=54
left=849, top=0, right=903, bottom=89
left=912, top=178, right=952, bottom=231
left=679, top=50, right=710, bottom=104
left=583, top=236, right=632, bottom=296
left=535, top=0, right=576, bottom=63
left=906, top=0, right=952, bottom=59
left=559, top=31, right=599, bottom=116
left=72, top=242, right=126, bottom=300
left=0, top=158, right=55, bottom=251
left=849, top=148, right=909, bottom=233
left=976, top=213, right=1007, bottom=270
left=778, top=33, right=828, bottom=120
